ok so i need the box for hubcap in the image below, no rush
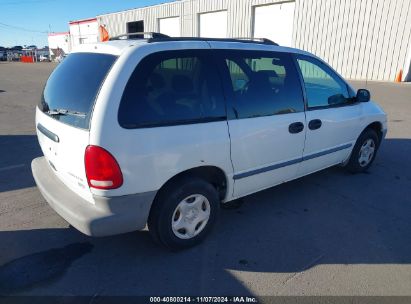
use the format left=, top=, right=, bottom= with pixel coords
left=171, top=194, right=211, bottom=240
left=358, top=138, right=376, bottom=167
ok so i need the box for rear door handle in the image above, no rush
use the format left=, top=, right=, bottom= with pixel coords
left=289, top=122, right=305, bottom=134
left=37, top=123, right=59, bottom=143
left=309, top=119, right=322, bottom=130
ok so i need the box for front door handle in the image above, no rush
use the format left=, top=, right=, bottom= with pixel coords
left=289, top=122, right=305, bottom=134
left=309, top=119, right=322, bottom=130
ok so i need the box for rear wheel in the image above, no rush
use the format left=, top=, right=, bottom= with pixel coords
left=346, top=129, right=379, bottom=173
left=148, top=178, right=219, bottom=250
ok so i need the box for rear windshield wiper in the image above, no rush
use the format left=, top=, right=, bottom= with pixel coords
left=47, top=108, right=86, bottom=118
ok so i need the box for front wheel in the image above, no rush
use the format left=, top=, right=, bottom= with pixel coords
left=148, top=178, right=220, bottom=250
left=346, top=129, right=380, bottom=173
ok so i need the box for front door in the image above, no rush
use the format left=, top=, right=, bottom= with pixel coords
left=295, top=55, right=362, bottom=177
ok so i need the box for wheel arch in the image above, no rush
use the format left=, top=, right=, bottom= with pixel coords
left=153, top=166, right=229, bottom=204
left=363, top=121, right=384, bottom=145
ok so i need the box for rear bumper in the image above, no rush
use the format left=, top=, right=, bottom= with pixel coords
left=31, top=157, right=156, bottom=237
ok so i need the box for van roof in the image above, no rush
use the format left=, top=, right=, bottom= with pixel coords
left=71, top=40, right=145, bottom=56
left=71, top=38, right=311, bottom=57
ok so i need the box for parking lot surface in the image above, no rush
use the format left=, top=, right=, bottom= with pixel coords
left=0, top=62, right=411, bottom=297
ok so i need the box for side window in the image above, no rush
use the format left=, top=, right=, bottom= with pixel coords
left=223, top=51, right=304, bottom=119
left=296, top=56, right=351, bottom=109
left=118, top=50, right=226, bottom=128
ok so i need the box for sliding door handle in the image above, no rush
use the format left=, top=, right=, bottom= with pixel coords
left=289, top=122, right=305, bottom=134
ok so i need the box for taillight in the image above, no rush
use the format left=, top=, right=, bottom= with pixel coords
left=85, top=145, right=123, bottom=190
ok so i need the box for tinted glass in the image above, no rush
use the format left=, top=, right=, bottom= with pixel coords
left=39, top=53, right=116, bottom=129
left=223, top=51, right=304, bottom=119
left=226, top=59, right=249, bottom=92
left=296, top=56, right=351, bottom=108
left=118, top=50, right=226, bottom=128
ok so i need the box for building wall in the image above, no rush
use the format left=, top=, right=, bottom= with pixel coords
left=97, top=0, right=290, bottom=40
left=69, top=19, right=99, bottom=51
left=294, top=0, right=411, bottom=81
left=97, top=0, right=411, bottom=81
left=98, top=2, right=184, bottom=38
left=47, top=32, right=70, bottom=54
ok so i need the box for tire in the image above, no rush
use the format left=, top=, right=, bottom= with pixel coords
left=346, top=128, right=380, bottom=173
left=148, top=177, right=220, bottom=250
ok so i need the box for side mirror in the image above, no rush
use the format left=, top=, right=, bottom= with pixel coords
left=357, top=89, right=371, bottom=103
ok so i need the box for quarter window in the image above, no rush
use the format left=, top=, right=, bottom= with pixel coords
left=223, top=51, right=304, bottom=119
left=296, top=56, right=351, bottom=109
left=118, top=50, right=226, bottom=128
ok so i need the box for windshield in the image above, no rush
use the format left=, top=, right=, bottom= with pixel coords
left=39, top=52, right=117, bottom=129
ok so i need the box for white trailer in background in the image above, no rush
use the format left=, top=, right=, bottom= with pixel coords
left=69, top=18, right=99, bottom=51
left=47, top=32, right=70, bottom=61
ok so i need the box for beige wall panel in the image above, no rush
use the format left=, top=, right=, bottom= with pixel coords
left=97, top=0, right=411, bottom=81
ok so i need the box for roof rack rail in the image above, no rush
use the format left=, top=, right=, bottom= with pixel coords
left=109, top=32, right=170, bottom=41
left=147, top=37, right=279, bottom=46
left=233, top=37, right=279, bottom=45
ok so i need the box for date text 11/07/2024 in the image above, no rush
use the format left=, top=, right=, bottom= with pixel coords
left=149, top=297, right=258, bottom=303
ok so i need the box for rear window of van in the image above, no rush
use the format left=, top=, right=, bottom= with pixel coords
left=39, top=53, right=117, bottom=129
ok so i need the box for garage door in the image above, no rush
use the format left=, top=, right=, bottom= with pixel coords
left=159, top=17, right=180, bottom=37
left=253, top=2, right=295, bottom=46
left=199, top=10, right=227, bottom=38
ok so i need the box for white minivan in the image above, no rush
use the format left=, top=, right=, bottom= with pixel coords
left=32, top=35, right=387, bottom=249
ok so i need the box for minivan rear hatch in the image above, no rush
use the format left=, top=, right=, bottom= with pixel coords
left=36, top=52, right=117, bottom=202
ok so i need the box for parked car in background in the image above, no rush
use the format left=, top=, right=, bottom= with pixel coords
left=0, top=51, right=7, bottom=61
left=31, top=36, right=387, bottom=250
left=0, top=47, right=6, bottom=61
left=39, top=54, right=50, bottom=62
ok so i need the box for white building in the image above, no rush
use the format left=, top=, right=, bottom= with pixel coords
left=47, top=32, right=70, bottom=60
left=69, top=18, right=99, bottom=51
left=97, top=0, right=411, bottom=81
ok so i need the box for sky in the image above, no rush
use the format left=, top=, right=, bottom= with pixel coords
left=0, top=0, right=177, bottom=48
